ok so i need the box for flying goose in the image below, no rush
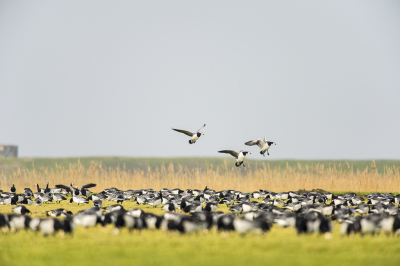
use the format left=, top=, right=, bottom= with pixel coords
left=172, top=124, right=206, bottom=144
left=218, top=150, right=251, bottom=167
left=245, top=136, right=276, bottom=156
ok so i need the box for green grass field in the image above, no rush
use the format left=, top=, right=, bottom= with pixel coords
left=1, top=157, right=399, bottom=175
left=1, top=195, right=399, bottom=266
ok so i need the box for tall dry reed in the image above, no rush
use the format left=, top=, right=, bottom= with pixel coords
left=1, top=160, right=399, bottom=192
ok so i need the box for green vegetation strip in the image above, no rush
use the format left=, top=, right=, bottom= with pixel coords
left=1, top=157, right=399, bottom=174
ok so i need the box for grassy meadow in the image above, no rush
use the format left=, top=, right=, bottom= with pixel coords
left=1, top=157, right=400, bottom=266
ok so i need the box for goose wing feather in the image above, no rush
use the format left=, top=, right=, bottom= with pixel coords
left=245, top=139, right=265, bottom=149
left=55, top=184, right=74, bottom=194
left=218, top=150, right=239, bottom=159
left=80, top=183, right=97, bottom=190
left=197, top=124, right=206, bottom=132
left=172, top=128, right=194, bottom=136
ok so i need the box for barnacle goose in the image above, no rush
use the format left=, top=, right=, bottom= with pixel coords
left=10, top=183, right=16, bottom=193
left=126, top=208, right=144, bottom=217
left=69, top=196, right=88, bottom=205
left=93, top=200, right=102, bottom=208
left=34, top=198, right=42, bottom=206
left=1, top=196, right=17, bottom=205
left=56, top=183, right=95, bottom=205
left=7, top=214, right=31, bottom=232
left=162, top=203, right=176, bottom=212
left=114, top=213, right=143, bottom=233
left=24, top=188, right=33, bottom=197
left=104, top=204, right=125, bottom=213
left=146, top=191, right=163, bottom=208
left=218, top=150, right=251, bottom=167
left=19, top=197, right=33, bottom=205
left=245, top=136, right=276, bottom=156
left=203, top=202, right=218, bottom=212
left=13, top=205, right=31, bottom=215
left=39, top=218, right=63, bottom=236
left=172, top=124, right=206, bottom=144
left=53, top=193, right=66, bottom=203
left=56, top=183, right=96, bottom=197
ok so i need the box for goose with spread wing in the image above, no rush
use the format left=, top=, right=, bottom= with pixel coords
left=218, top=150, right=251, bottom=167
left=245, top=136, right=276, bottom=156
left=172, top=124, right=206, bottom=144
left=55, top=183, right=96, bottom=205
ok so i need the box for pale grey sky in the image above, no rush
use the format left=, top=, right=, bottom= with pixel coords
left=1, top=1, right=399, bottom=159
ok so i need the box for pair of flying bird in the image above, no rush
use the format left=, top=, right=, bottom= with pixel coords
left=172, top=124, right=276, bottom=167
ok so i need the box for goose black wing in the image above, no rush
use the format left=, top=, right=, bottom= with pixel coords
left=172, top=128, right=194, bottom=136
left=80, top=183, right=97, bottom=190
left=218, top=150, right=239, bottom=159
left=245, top=139, right=265, bottom=149
left=55, top=184, right=74, bottom=194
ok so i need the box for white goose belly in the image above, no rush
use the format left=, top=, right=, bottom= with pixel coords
left=191, top=135, right=199, bottom=142
left=237, top=153, right=245, bottom=163
left=261, top=144, right=270, bottom=153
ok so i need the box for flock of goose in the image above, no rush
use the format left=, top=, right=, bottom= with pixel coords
left=1, top=183, right=400, bottom=237
left=1, top=125, right=398, bottom=237
left=172, top=124, right=276, bottom=167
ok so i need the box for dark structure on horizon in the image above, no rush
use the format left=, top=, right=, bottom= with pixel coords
left=0, top=145, right=18, bottom=158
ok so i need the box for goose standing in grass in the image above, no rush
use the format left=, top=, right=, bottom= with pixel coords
left=245, top=136, right=276, bottom=156
left=24, top=188, right=33, bottom=197
left=10, top=183, right=16, bottom=193
left=218, top=150, right=251, bottom=167
left=13, top=205, right=31, bottom=215
left=172, top=124, right=206, bottom=144
left=146, top=191, right=163, bottom=208
left=47, top=208, right=72, bottom=217
left=68, top=183, right=96, bottom=196
left=53, top=193, right=66, bottom=203
left=34, top=198, right=42, bottom=206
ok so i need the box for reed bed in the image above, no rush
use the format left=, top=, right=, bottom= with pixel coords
left=1, top=160, right=399, bottom=192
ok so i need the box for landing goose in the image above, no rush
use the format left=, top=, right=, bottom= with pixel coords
left=172, top=124, right=206, bottom=144
left=245, top=136, right=276, bottom=156
left=218, top=150, right=251, bottom=167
